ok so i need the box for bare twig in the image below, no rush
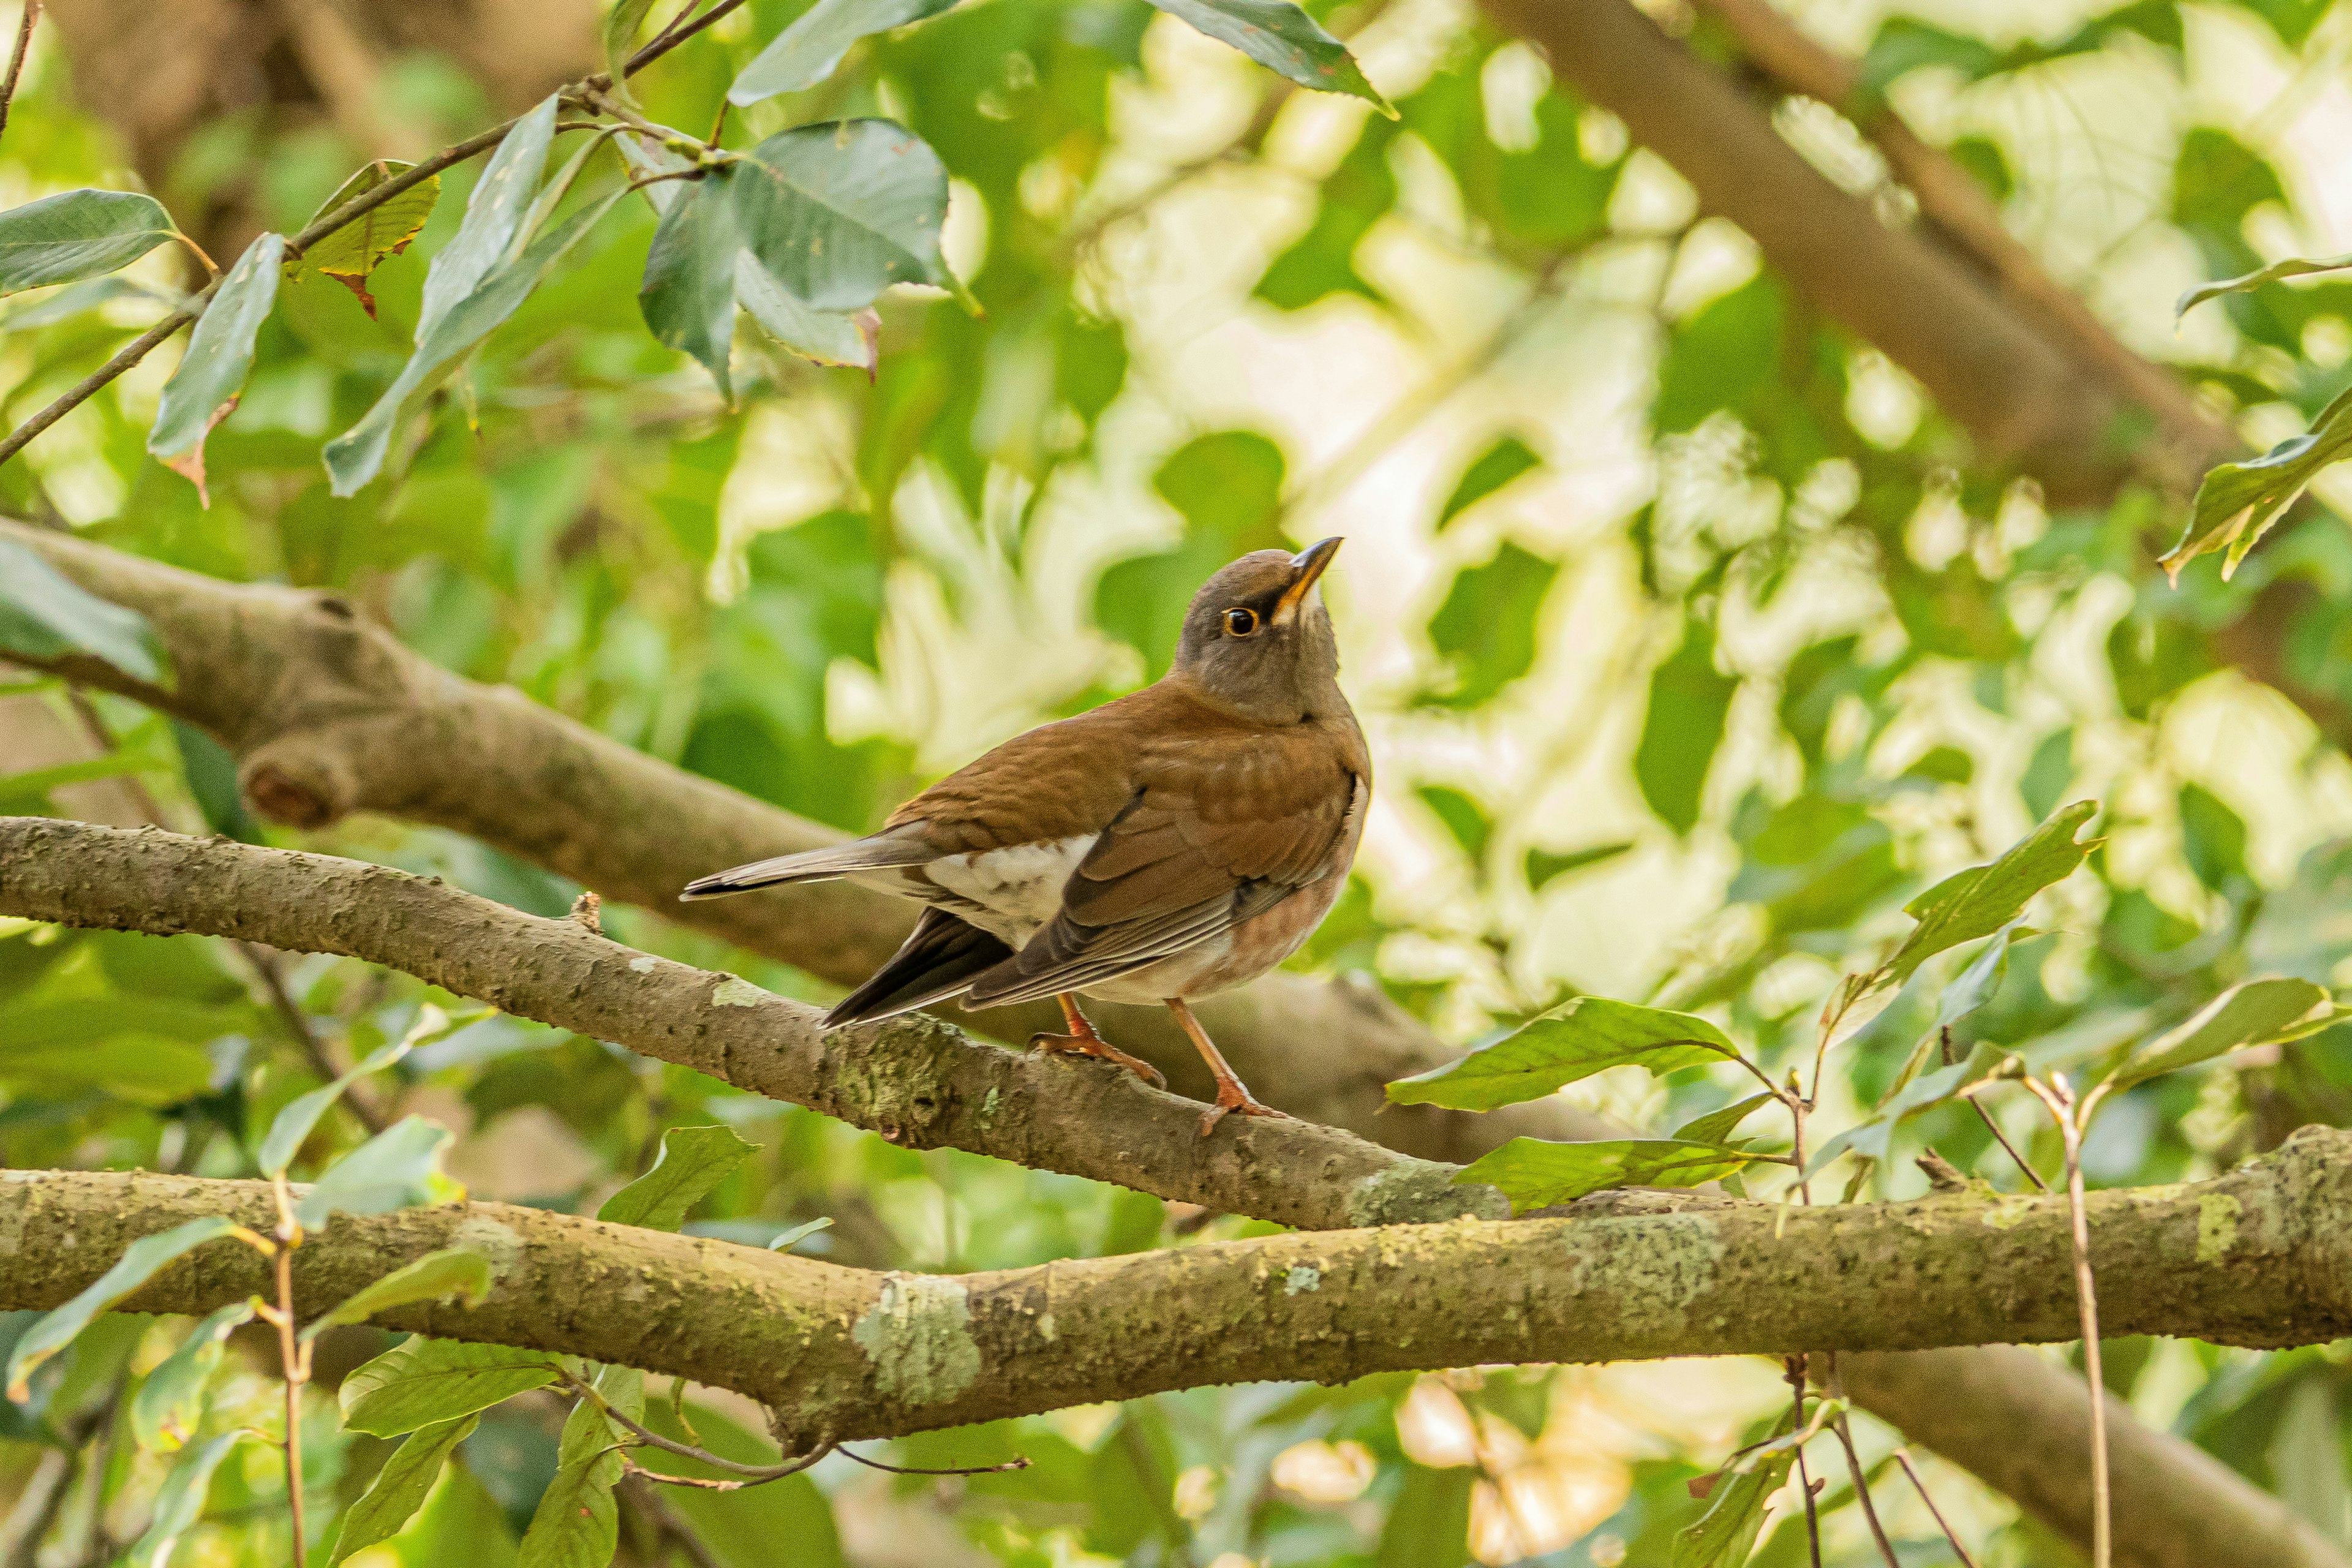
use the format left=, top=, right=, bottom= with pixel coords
left=1825, top=1357, right=1901, bottom=1568
left=258, top=1176, right=311, bottom=1566
left=2022, top=1072, right=2112, bottom=1568
left=0, top=0, right=37, bottom=148
left=834, top=1447, right=1030, bottom=1477
left=617, top=1471, right=725, bottom=1568
left=1785, top=1357, right=1823, bottom=1568
left=1969, top=1093, right=2049, bottom=1191
left=0, top=311, right=197, bottom=467
left=1892, top=1447, right=1980, bottom=1568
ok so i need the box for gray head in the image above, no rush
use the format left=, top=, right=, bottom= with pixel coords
left=1169, top=538, right=1346, bottom=723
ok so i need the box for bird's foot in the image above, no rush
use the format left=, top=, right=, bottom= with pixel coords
left=1028, top=1027, right=1167, bottom=1090
left=1196, top=1079, right=1287, bottom=1138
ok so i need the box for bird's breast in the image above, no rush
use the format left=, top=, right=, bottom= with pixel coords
left=916, top=834, right=1099, bottom=947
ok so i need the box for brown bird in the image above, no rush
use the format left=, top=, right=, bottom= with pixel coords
left=682, top=538, right=1367, bottom=1134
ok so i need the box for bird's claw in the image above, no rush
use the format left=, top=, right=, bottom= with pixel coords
left=1028, top=1030, right=1167, bottom=1090
left=1196, top=1085, right=1287, bottom=1138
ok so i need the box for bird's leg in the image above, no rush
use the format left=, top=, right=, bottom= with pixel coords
left=1166, top=997, right=1287, bottom=1137
left=1030, top=993, right=1166, bottom=1089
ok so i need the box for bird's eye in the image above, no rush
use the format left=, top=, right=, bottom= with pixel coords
left=1223, top=606, right=1261, bottom=637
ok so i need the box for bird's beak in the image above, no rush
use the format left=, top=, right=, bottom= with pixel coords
left=1273, top=537, right=1342, bottom=625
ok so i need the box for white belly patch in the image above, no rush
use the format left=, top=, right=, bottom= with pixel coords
left=917, top=835, right=1098, bottom=948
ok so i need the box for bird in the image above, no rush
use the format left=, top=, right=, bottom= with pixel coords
left=680, top=538, right=1367, bottom=1135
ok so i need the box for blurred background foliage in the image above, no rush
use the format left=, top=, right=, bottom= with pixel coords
left=9, top=0, right=2352, bottom=1562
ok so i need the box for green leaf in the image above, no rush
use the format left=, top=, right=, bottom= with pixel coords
left=1436, top=435, right=1540, bottom=530
left=603, top=0, right=662, bottom=91
left=1809, top=1038, right=2010, bottom=1174
left=729, top=0, right=961, bottom=104
left=6, top=1216, right=246, bottom=1400
left=327, top=1413, right=481, bottom=1565
left=0, top=189, right=175, bottom=294
left=2177, top=251, right=2352, bottom=318
left=2109, top=978, right=2337, bottom=1088
left=2179, top=782, right=2248, bottom=891
left=769, top=1216, right=834, bottom=1252
left=0, top=537, right=168, bottom=685
left=2160, top=380, right=2352, bottom=582
left=735, top=252, right=878, bottom=372
left=1142, top=0, right=1393, bottom=114
left=1672, top=1091, right=1774, bottom=1148
left=1654, top=277, right=1783, bottom=431
left=1423, top=541, right=1558, bottom=707
left=325, top=187, right=624, bottom=495
left=288, top=160, right=442, bottom=317
left=302, top=1247, right=496, bottom=1341
left=1456, top=1137, right=1760, bottom=1213
left=1387, top=997, right=1740, bottom=1111
left=1634, top=619, right=1737, bottom=835
left=1881, top=802, right=2099, bottom=986
left=1673, top=1439, right=1795, bottom=1567
left=518, top=1365, right=641, bottom=1568
left=341, top=1337, right=566, bottom=1436
left=129, top=1300, right=256, bottom=1452
left=734, top=120, right=952, bottom=311
left=1415, top=786, right=1490, bottom=869
left=416, top=95, right=558, bottom=344
left=1525, top=841, right=1634, bottom=891
left=640, top=170, right=744, bottom=396
left=258, top=1034, right=420, bottom=1178
left=2020, top=727, right=2073, bottom=820
left=293, top=1116, right=459, bottom=1231
left=148, top=231, right=282, bottom=503
left=127, top=1430, right=248, bottom=1568
left=598, top=1123, right=756, bottom=1231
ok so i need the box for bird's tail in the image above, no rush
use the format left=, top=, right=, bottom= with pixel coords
left=825, top=907, right=1014, bottom=1027
left=679, top=827, right=932, bottom=901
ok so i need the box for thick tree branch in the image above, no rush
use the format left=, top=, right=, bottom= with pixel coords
left=4, top=1133, right=2352, bottom=1451
left=0, top=816, right=1497, bottom=1230
left=0, top=517, right=1608, bottom=1159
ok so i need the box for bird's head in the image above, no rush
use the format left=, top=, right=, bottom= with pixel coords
left=1169, top=538, right=1346, bottom=723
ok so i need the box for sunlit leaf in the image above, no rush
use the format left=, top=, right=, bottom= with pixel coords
left=288, top=160, right=442, bottom=317
left=302, top=1247, right=496, bottom=1341
left=600, top=1124, right=757, bottom=1231
left=769, top=1216, right=834, bottom=1252
left=1456, top=1137, right=1760, bottom=1213
left=7, top=1216, right=246, bottom=1400
left=293, top=1116, right=460, bottom=1231
left=2160, top=381, right=2352, bottom=582
left=2177, top=251, right=2352, bottom=317
left=0, top=189, right=175, bottom=294
left=327, top=1413, right=480, bottom=1565
left=0, top=538, right=168, bottom=686
left=1388, top=997, right=1741, bottom=1111
left=127, top=1430, right=249, bottom=1568
left=1143, top=0, right=1393, bottom=114
left=341, top=1337, right=565, bottom=1436
left=1881, top=802, right=2098, bottom=986
left=729, top=0, right=961, bottom=105
left=1672, top=1092, right=1775, bottom=1148
left=2109, top=977, right=2338, bottom=1088
left=129, top=1300, right=257, bottom=1452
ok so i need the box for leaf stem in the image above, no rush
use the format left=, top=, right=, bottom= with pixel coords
left=0, top=0, right=36, bottom=149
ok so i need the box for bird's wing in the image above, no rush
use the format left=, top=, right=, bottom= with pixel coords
left=961, top=722, right=1363, bottom=1008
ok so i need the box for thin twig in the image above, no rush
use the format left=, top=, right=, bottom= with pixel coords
left=0, top=310, right=196, bottom=466
left=1893, top=1447, right=1980, bottom=1568
left=1784, top=1357, right=1823, bottom=1568
left=2023, top=1072, right=2111, bottom=1568
left=239, top=942, right=389, bottom=1133
left=263, top=1177, right=310, bottom=1566
left=622, top=0, right=747, bottom=75
left=1824, top=1357, right=1901, bottom=1568
left=617, top=1471, right=724, bottom=1568
left=0, top=1, right=37, bottom=148
left=1967, top=1093, right=2049, bottom=1191
left=834, top=1447, right=1030, bottom=1477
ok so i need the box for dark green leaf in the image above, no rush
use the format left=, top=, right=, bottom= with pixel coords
left=148, top=231, right=282, bottom=502
left=1672, top=1092, right=1774, bottom=1148
left=0, top=189, right=175, bottom=294
left=1654, top=277, right=1783, bottom=432
left=2161, top=380, right=2352, bottom=581
left=1673, top=1441, right=1795, bottom=1567
left=1882, top=801, right=2098, bottom=986
left=1416, top=786, right=1490, bottom=869
left=735, top=252, right=878, bottom=372
left=2111, top=978, right=2336, bottom=1088
left=1388, top=997, right=1740, bottom=1111
left=518, top=1365, right=639, bottom=1567
left=341, top=1338, right=566, bottom=1436
left=2020, top=728, right=2073, bottom=820
left=603, top=0, right=662, bottom=89
left=127, top=1430, right=247, bottom=1568
left=641, top=172, right=743, bottom=396
left=1097, top=431, right=1286, bottom=676
left=1374, top=1461, right=1474, bottom=1568
left=1525, top=840, right=1634, bottom=891
left=288, top=160, right=440, bottom=316
left=1457, top=1137, right=1759, bottom=1213
left=734, top=121, right=952, bottom=311
left=293, top=1115, right=459, bottom=1231
left=1436, top=436, right=1540, bottom=530
left=2179, top=782, right=2248, bottom=890
left=1809, top=1038, right=2010, bottom=1173
left=1424, top=541, right=1557, bottom=707
left=597, top=1124, right=756, bottom=1231
left=729, top=0, right=961, bottom=104
left=303, top=1248, right=496, bottom=1341
left=129, top=1300, right=255, bottom=1452
left=416, top=95, right=559, bottom=344
left=6, top=1216, right=245, bottom=1399
left=258, top=1009, right=459, bottom=1177
left=328, top=1414, right=481, bottom=1565
left=0, top=538, right=168, bottom=685
left=1634, top=619, right=1737, bottom=835
left=1143, top=0, right=1393, bottom=113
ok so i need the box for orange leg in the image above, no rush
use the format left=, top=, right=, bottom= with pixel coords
left=1029, top=993, right=1166, bottom=1090
left=1167, top=997, right=1287, bottom=1137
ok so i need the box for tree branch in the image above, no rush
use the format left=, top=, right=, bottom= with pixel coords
left=0, top=516, right=1612, bottom=1161
left=2, top=1133, right=2351, bottom=1451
